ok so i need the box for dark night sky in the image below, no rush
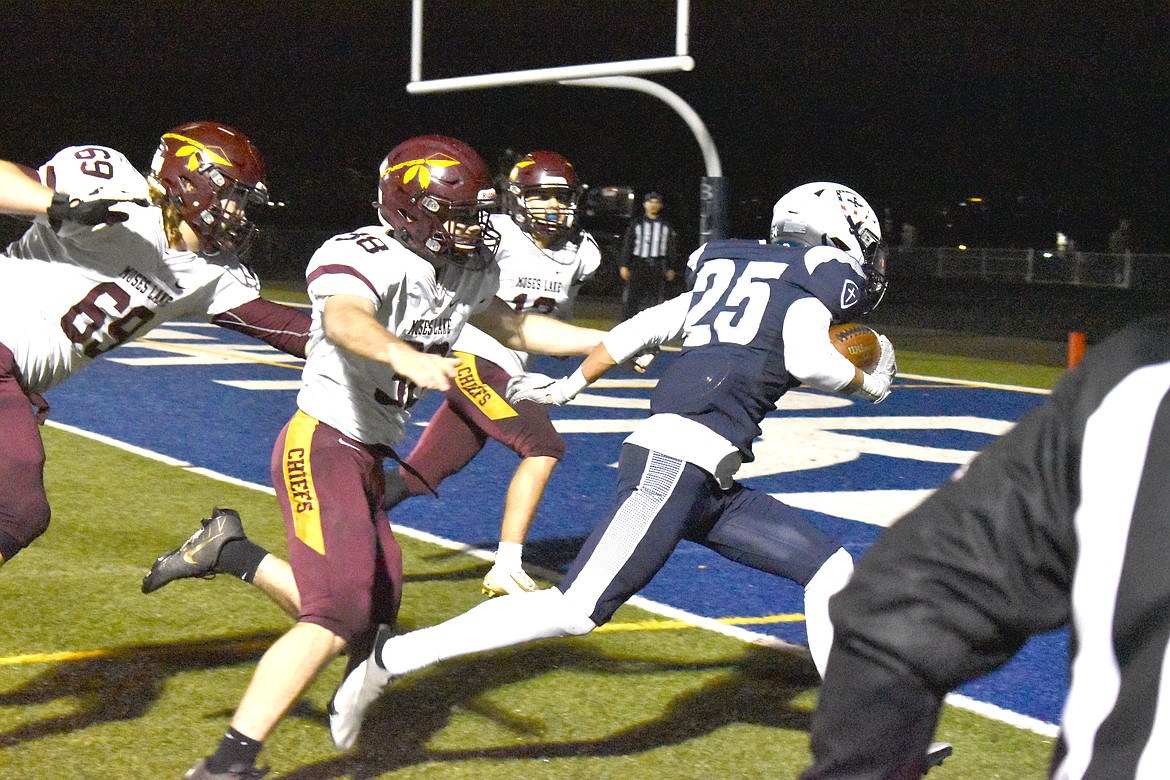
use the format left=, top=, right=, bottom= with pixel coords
left=4, top=1, right=1169, bottom=252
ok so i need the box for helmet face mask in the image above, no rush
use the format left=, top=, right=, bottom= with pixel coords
left=769, top=182, right=888, bottom=314
left=378, top=135, right=500, bottom=270
left=505, top=151, right=582, bottom=250
left=150, top=121, right=268, bottom=256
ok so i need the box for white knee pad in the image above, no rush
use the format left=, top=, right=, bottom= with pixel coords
left=803, top=548, right=854, bottom=678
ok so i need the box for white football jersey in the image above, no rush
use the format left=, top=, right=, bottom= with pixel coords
left=453, top=213, right=600, bottom=375
left=296, top=227, right=501, bottom=448
left=0, top=145, right=261, bottom=394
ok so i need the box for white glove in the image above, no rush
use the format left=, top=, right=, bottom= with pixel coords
left=875, top=334, right=897, bottom=378
left=630, top=347, right=658, bottom=373
left=853, top=334, right=896, bottom=404
left=506, top=368, right=588, bottom=406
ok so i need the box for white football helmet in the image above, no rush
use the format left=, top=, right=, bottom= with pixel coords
left=769, top=182, right=888, bottom=312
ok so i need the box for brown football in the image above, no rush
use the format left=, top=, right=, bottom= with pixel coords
left=829, top=323, right=881, bottom=372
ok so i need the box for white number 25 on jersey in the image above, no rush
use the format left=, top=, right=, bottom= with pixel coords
left=682, top=259, right=788, bottom=347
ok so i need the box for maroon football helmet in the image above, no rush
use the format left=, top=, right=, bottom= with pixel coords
left=149, top=121, right=268, bottom=256
left=377, top=135, right=499, bottom=270
left=505, top=151, right=583, bottom=249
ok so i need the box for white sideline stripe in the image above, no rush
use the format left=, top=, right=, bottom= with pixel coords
left=215, top=380, right=303, bottom=391
left=899, top=372, right=1052, bottom=395
left=946, top=693, right=1060, bottom=738
left=45, top=413, right=1059, bottom=737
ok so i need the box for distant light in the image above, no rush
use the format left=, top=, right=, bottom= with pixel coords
left=958, top=244, right=968, bottom=251
left=967, top=197, right=984, bottom=203
left=1043, top=251, right=1054, bottom=258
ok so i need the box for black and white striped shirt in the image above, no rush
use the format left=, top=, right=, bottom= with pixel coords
left=803, top=315, right=1170, bottom=779
left=621, top=216, right=677, bottom=267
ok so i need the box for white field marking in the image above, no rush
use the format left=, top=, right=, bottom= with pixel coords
left=149, top=321, right=220, bottom=328
left=590, top=378, right=659, bottom=389
left=107, top=340, right=304, bottom=368
left=39, top=416, right=1058, bottom=735
left=137, top=327, right=217, bottom=341
left=741, top=414, right=1012, bottom=479
left=215, top=380, right=303, bottom=391
left=570, top=387, right=853, bottom=412
left=773, top=489, right=936, bottom=527
left=568, top=392, right=650, bottom=409
left=946, top=693, right=1060, bottom=738
left=899, top=371, right=1052, bottom=395
left=552, top=413, right=1008, bottom=480
left=776, top=391, right=854, bottom=410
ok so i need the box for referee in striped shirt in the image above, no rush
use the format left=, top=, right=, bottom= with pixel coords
left=802, top=314, right=1170, bottom=779
left=618, top=192, right=679, bottom=320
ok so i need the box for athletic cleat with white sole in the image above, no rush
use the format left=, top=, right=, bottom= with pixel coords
left=925, top=741, right=953, bottom=772
left=184, top=758, right=268, bottom=779
left=329, top=624, right=395, bottom=750
left=481, top=565, right=537, bottom=597
left=141, top=508, right=246, bottom=594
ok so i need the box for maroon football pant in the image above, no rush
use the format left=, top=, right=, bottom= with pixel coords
left=398, top=353, right=566, bottom=497
left=272, top=410, right=403, bottom=641
left=0, top=342, right=50, bottom=561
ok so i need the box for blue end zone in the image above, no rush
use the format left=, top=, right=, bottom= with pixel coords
left=45, top=323, right=1064, bottom=726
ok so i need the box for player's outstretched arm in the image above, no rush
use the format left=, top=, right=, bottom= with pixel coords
left=470, top=297, right=604, bottom=357
left=0, top=160, right=53, bottom=217
left=506, top=343, right=618, bottom=406
left=323, top=294, right=461, bottom=392
left=506, top=294, right=688, bottom=406
left=213, top=298, right=312, bottom=358
left=1, top=159, right=142, bottom=227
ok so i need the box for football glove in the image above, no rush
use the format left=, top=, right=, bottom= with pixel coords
left=853, top=334, right=897, bottom=404
left=875, top=334, right=897, bottom=378
left=506, top=369, right=587, bottom=406
left=47, top=192, right=142, bottom=230
left=630, top=346, right=658, bottom=373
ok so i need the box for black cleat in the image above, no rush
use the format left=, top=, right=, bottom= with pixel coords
left=184, top=758, right=268, bottom=779
left=925, top=741, right=953, bottom=773
left=141, top=508, right=246, bottom=594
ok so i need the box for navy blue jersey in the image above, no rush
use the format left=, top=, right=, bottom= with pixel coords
left=650, top=239, right=870, bottom=459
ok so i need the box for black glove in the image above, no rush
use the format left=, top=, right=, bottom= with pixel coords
left=47, top=192, right=142, bottom=230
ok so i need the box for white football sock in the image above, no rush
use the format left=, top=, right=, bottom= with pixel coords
left=377, top=588, right=596, bottom=676
left=803, top=547, right=855, bottom=677
left=494, top=541, right=523, bottom=570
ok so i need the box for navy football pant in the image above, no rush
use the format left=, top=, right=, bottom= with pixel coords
left=559, top=444, right=842, bottom=625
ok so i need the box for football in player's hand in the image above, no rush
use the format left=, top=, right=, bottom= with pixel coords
left=829, top=323, right=881, bottom=372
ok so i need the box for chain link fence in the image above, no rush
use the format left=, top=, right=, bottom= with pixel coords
left=890, top=247, right=1169, bottom=290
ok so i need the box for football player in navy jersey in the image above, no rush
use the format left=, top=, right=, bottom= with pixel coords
left=327, top=182, right=905, bottom=750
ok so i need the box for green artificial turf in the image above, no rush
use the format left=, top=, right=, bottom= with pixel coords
left=0, top=405, right=1057, bottom=778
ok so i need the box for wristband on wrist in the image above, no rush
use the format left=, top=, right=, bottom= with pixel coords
left=561, top=366, right=590, bottom=399
left=47, top=192, right=71, bottom=229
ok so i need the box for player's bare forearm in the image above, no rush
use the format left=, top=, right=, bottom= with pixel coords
left=472, top=298, right=602, bottom=356
left=513, top=312, right=604, bottom=356
left=580, top=343, right=618, bottom=383
left=0, top=160, right=53, bottom=217
left=322, top=294, right=459, bottom=390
